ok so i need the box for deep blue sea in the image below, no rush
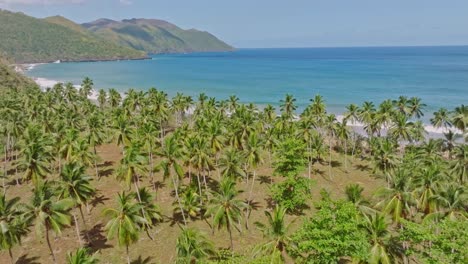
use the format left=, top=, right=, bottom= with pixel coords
left=27, top=46, right=468, bottom=119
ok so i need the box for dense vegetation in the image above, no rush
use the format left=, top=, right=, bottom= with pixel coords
left=0, top=56, right=37, bottom=90
left=0, top=10, right=147, bottom=63
left=82, top=18, right=234, bottom=54
left=0, top=79, right=466, bottom=263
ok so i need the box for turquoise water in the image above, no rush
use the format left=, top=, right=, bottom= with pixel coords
left=27, top=46, right=468, bottom=116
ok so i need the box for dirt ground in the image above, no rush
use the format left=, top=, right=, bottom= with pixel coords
left=1, top=143, right=383, bottom=264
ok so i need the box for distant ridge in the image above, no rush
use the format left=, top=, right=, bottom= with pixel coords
left=82, top=18, right=234, bottom=54
left=0, top=10, right=148, bottom=63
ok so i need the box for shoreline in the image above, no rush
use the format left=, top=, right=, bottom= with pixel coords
left=29, top=75, right=462, bottom=140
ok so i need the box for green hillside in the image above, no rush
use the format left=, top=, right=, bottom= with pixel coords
left=0, top=10, right=148, bottom=63
left=0, top=56, right=37, bottom=90
left=82, top=18, right=234, bottom=54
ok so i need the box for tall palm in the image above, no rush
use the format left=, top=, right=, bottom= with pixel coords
left=103, top=192, right=146, bottom=264
left=56, top=163, right=95, bottom=245
left=411, top=165, right=444, bottom=215
left=408, top=97, right=426, bottom=119
left=116, top=142, right=147, bottom=191
left=430, top=108, right=452, bottom=130
left=219, top=148, right=246, bottom=181
left=176, top=227, right=215, bottom=263
left=364, top=213, right=402, bottom=264
left=279, top=94, right=297, bottom=120
left=450, top=145, right=467, bottom=184
left=244, top=132, right=264, bottom=203
left=375, top=168, right=414, bottom=224
left=0, top=194, right=28, bottom=263
left=451, top=104, right=467, bottom=141
left=135, top=187, right=162, bottom=239
left=16, top=125, right=54, bottom=187
left=85, top=113, right=105, bottom=178
left=428, top=184, right=467, bottom=221
left=23, top=182, right=74, bottom=263
left=206, top=178, right=247, bottom=250
left=66, top=247, right=98, bottom=264
left=174, top=185, right=204, bottom=220
left=97, top=89, right=107, bottom=109
left=157, top=136, right=187, bottom=225
left=345, top=184, right=375, bottom=215
left=254, top=205, right=293, bottom=262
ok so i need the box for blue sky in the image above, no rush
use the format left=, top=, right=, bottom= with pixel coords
left=1, top=0, right=468, bottom=48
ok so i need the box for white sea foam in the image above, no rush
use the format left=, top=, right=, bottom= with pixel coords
left=33, top=77, right=99, bottom=101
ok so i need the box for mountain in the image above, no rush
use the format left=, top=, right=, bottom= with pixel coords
left=0, top=56, right=37, bottom=90
left=82, top=18, right=234, bottom=54
left=0, top=10, right=148, bottom=63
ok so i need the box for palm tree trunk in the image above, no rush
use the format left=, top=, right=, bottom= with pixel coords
left=45, top=226, right=56, bottom=263
left=329, top=135, right=333, bottom=180
left=150, top=151, right=155, bottom=190
left=94, top=146, right=99, bottom=179
left=8, top=248, right=14, bottom=264
left=344, top=139, right=348, bottom=172
left=196, top=171, right=203, bottom=205
left=228, top=224, right=234, bottom=251
left=172, top=175, right=187, bottom=225
left=78, top=205, right=91, bottom=243
left=247, top=170, right=256, bottom=203
left=73, top=211, right=83, bottom=245
left=126, top=244, right=130, bottom=264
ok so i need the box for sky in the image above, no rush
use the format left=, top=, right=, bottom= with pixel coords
left=1, top=0, right=468, bottom=48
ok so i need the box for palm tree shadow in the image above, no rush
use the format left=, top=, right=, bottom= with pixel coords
left=99, top=168, right=114, bottom=178
left=97, top=161, right=114, bottom=168
left=90, top=194, right=110, bottom=208
left=169, top=211, right=186, bottom=227
left=330, top=160, right=342, bottom=168
left=131, top=256, right=154, bottom=264
left=245, top=200, right=262, bottom=212
left=354, top=164, right=371, bottom=172
left=87, top=223, right=112, bottom=252
left=258, top=175, right=272, bottom=184
left=265, top=197, right=276, bottom=210
left=153, top=180, right=166, bottom=191
left=206, top=177, right=220, bottom=192
left=15, top=254, right=40, bottom=264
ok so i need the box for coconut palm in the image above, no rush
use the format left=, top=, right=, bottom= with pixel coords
left=408, top=97, right=426, bottom=119
left=103, top=192, right=147, bottom=264
left=364, top=213, right=402, bottom=264
left=176, top=227, right=215, bottom=263
left=135, top=187, right=162, bottom=240
left=431, top=108, right=452, bottom=130
left=174, top=185, right=204, bottom=220
left=244, top=132, right=264, bottom=203
left=157, top=135, right=187, bottom=225
left=55, top=163, right=95, bottom=245
left=411, top=164, right=444, bottom=215
left=254, top=205, right=293, bottom=262
left=23, top=182, right=74, bottom=263
left=66, top=247, right=98, bottom=264
left=0, top=194, right=29, bottom=264
left=451, top=145, right=467, bottom=184
left=97, top=89, right=107, bottom=109
left=218, top=148, right=246, bottom=181
left=16, top=125, right=54, bottom=187
left=427, top=184, right=467, bottom=221
left=375, top=168, right=415, bottom=224
left=345, top=184, right=375, bottom=215
left=206, top=178, right=247, bottom=250
left=280, top=94, right=297, bottom=120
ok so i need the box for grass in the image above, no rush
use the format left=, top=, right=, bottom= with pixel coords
left=0, top=142, right=383, bottom=263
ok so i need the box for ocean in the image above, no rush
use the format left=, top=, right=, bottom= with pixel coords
left=26, top=46, right=468, bottom=122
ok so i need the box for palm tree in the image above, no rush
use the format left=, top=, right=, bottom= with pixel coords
left=116, top=142, right=147, bottom=191
left=411, top=164, right=444, bottom=215
left=428, top=184, right=467, bottom=221
left=85, top=113, right=105, bottom=178
left=280, top=94, right=297, bottom=120
left=371, top=137, right=399, bottom=186
left=56, top=163, right=95, bottom=245
left=176, top=227, right=215, bottom=263
left=135, top=187, right=162, bottom=239
left=345, top=184, right=375, bottom=215
left=219, top=148, right=246, bottom=181
left=431, top=108, right=452, bottom=130
left=375, top=168, right=414, bottom=224
left=244, top=132, right=264, bottom=204
left=364, top=213, right=402, bottom=264
left=205, top=178, right=247, bottom=250
left=408, top=97, right=426, bottom=119
left=97, top=89, right=107, bottom=109
left=174, top=185, right=204, bottom=220
left=157, top=136, right=187, bottom=225
left=451, top=104, right=467, bottom=141
left=16, top=125, right=54, bottom=187
left=103, top=192, right=147, bottom=264
left=66, top=247, right=98, bottom=264
left=324, top=114, right=337, bottom=179
left=451, top=145, right=467, bottom=184
left=108, top=88, right=122, bottom=108
left=23, top=182, right=74, bottom=263
left=0, top=194, right=28, bottom=263
left=254, top=205, right=293, bottom=262
left=80, top=77, right=94, bottom=98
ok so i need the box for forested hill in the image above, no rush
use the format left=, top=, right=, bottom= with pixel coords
left=82, top=18, right=234, bottom=54
left=0, top=10, right=148, bottom=63
left=0, top=56, right=37, bottom=90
